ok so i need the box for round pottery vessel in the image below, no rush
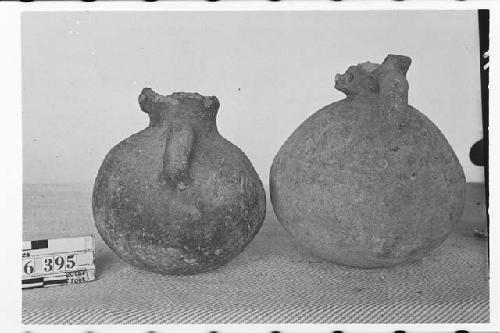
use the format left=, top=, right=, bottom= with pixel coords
left=270, top=54, right=466, bottom=268
left=93, top=88, right=266, bottom=275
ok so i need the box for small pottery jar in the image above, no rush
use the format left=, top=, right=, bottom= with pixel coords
left=270, top=55, right=466, bottom=268
left=93, top=88, right=266, bottom=275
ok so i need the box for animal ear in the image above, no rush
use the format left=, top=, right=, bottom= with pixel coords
left=139, top=88, right=180, bottom=126
left=138, top=88, right=159, bottom=114
left=358, top=61, right=380, bottom=73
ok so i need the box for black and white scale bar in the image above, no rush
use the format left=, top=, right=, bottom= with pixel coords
left=43, top=276, right=68, bottom=286
left=22, top=236, right=94, bottom=255
left=22, top=277, right=44, bottom=290
left=22, top=269, right=96, bottom=290
left=22, top=275, right=68, bottom=289
left=22, top=239, right=49, bottom=251
left=27, top=240, right=49, bottom=250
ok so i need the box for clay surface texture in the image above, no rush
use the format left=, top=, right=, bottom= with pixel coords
left=270, top=55, right=466, bottom=268
left=93, top=88, right=266, bottom=275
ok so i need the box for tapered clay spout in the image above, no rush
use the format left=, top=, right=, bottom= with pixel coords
left=372, top=55, right=411, bottom=120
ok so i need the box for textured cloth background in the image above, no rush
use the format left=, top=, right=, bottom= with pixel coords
left=22, top=183, right=489, bottom=324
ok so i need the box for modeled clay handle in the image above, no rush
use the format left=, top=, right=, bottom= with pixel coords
left=162, top=124, right=195, bottom=189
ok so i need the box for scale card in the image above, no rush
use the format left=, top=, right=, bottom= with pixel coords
left=22, top=235, right=96, bottom=290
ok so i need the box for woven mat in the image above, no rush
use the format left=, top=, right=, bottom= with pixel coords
left=22, top=183, right=489, bottom=324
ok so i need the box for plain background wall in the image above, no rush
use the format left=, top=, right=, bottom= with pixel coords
left=22, top=11, right=484, bottom=184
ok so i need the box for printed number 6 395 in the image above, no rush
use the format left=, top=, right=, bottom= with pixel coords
left=23, top=254, right=76, bottom=275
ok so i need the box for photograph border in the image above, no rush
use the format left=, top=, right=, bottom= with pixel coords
left=0, top=1, right=498, bottom=332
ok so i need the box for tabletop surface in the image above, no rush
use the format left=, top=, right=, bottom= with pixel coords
left=22, top=183, right=489, bottom=324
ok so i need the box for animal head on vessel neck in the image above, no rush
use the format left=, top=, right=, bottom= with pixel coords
left=138, top=88, right=220, bottom=126
left=334, top=54, right=412, bottom=98
left=334, top=64, right=378, bottom=97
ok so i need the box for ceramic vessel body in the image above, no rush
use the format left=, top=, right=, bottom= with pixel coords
left=93, top=89, right=266, bottom=275
left=270, top=55, right=466, bottom=267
